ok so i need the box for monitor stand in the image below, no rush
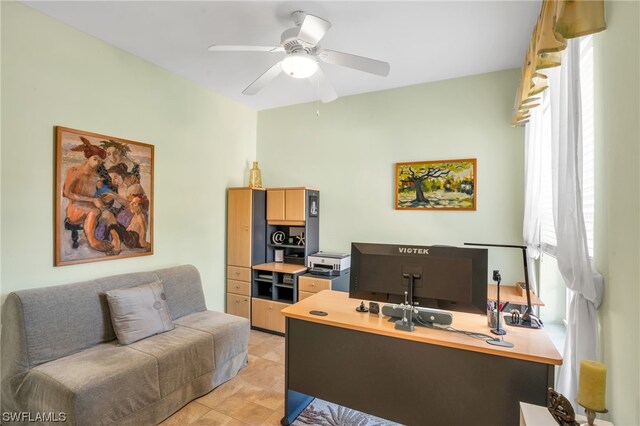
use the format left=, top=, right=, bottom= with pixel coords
left=395, top=315, right=416, bottom=332
left=382, top=304, right=453, bottom=327
left=393, top=286, right=417, bottom=332
left=487, top=338, right=515, bottom=348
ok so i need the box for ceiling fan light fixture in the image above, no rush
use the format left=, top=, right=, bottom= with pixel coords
left=281, top=53, right=318, bottom=79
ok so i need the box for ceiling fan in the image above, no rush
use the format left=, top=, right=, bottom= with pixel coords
left=208, top=11, right=390, bottom=103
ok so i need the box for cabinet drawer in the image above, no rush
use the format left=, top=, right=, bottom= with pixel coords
left=227, top=266, right=251, bottom=282
left=298, top=275, right=331, bottom=293
left=298, top=290, right=316, bottom=301
left=227, top=279, right=251, bottom=296
left=251, top=298, right=288, bottom=334
left=226, top=293, right=250, bottom=320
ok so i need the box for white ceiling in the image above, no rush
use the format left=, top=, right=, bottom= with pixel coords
left=24, top=1, right=541, bottom=111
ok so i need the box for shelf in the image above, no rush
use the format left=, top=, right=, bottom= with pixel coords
left=253, top=295, right=273, bottom=301
left=274, top=298, right=293, bottom=304
left=253, top=262, right=308, bottom=274
left=274, top=283, right=294, bottom=288
left=268, top=243, right=305, bottom=249
left=255, top=278, right=273, bottom=283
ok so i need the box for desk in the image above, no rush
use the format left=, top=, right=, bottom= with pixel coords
left=488, top=284, right=545, bottom=307
left=281, top=291, right=562, bottom=426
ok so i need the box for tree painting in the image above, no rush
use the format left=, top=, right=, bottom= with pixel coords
left=395, top=159, right=476, bottom=210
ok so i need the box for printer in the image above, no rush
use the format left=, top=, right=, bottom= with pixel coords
left=307, top=252, right=351, bottom=276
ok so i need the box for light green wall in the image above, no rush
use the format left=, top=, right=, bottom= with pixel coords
left=257, top=69, right=527, bottom=285
left=595, top=1, right=640, bottom=424
left=0, top=3, right=257, bottom=311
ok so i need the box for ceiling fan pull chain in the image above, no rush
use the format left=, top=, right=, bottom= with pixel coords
left=316, top=74, right=320, bottom=116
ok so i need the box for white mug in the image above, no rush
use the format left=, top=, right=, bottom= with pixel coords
left=274, top=249, right=284, bottom=263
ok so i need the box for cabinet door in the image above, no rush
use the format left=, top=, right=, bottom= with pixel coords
left=267, top=190, right=286, bottom=221
left=285, top=189, right=306, bottom=221
left=227, top=293, right=250, bottom=319
left=252, top=298, right=287, bottom=333
left=227, top=189, right=252, bottom=267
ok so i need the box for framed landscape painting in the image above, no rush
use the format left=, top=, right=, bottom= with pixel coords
left=55, top=126, right=154, bottom=266
left=395, top=158, right=476, bottom=210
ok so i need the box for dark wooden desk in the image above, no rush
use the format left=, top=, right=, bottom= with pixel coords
left=281, top=291, right=562, bottom=426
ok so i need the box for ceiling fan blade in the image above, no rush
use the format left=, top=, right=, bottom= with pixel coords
left=243, top=62, right=283, bottom=95
left=297, top=14, right=332, bottom=45
left=208, top=45, right=283, bottom=52
left=318, top=49, right=390, bottom=77
left=307, top=67, right=338, bottom=103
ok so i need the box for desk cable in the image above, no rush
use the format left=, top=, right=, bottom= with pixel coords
left=414, top=315, right=495, bottom=342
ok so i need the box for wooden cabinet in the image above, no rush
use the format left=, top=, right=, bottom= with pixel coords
left=226, top=188, right=266, bottom=320
left=251, top=298, right=288, bottom=334
left=251, top=262, right=307, bottom=334
left=266, top=188, right=306, bottom=223
left=298, top=273, right=351, bottom=301
left=253, top=262, right=307, bottom=303
left=228, top=186, right=320, bottom=334
left=265, top=187, right=319, bottom=267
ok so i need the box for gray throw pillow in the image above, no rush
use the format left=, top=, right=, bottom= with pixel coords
left=105, top=281, right=174, bottom=345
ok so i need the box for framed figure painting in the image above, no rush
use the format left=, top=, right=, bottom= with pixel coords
left=395, top=158, right=476, bottom=210
left=55, top=126, right=154, bottom=266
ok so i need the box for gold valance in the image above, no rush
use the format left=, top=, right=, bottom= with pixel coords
left=512, top=0, right=606, bottom=126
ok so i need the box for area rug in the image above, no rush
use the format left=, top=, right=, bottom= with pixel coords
left=292, top=398, right=402, bottom=426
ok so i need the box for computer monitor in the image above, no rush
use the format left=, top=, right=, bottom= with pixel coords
left=349, top=242, right=488, bottom=315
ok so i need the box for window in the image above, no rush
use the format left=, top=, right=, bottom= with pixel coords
left=533, top=36, right=595, bottom=333
left=539, top=35, right=595, bottom=258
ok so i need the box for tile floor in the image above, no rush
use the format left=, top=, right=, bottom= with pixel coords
left=160, top=330, right=285, bottom=426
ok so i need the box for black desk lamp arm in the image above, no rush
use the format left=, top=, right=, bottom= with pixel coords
left=521, top=248, right=533, bottom=321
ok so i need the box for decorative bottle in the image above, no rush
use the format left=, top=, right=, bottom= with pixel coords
left=249, top=161, right=262, bottom=188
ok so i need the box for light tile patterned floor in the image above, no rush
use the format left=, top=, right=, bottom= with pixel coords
left=159, top=330, right=285, bottom=426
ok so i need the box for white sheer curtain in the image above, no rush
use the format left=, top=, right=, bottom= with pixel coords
left=547, top=37, right=604, bottom=407
left=523, top=94, right=546, bottom=297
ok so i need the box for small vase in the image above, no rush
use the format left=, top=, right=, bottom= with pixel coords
left=249, top=161, right=262, bottom=188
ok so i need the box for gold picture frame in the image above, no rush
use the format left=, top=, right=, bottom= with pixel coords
left=395, top=158, right=477, bottom=210
left=55, top=126, right=154, bottom=266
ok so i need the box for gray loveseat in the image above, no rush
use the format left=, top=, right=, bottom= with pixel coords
left=1, top=265, right=249, bottom=425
